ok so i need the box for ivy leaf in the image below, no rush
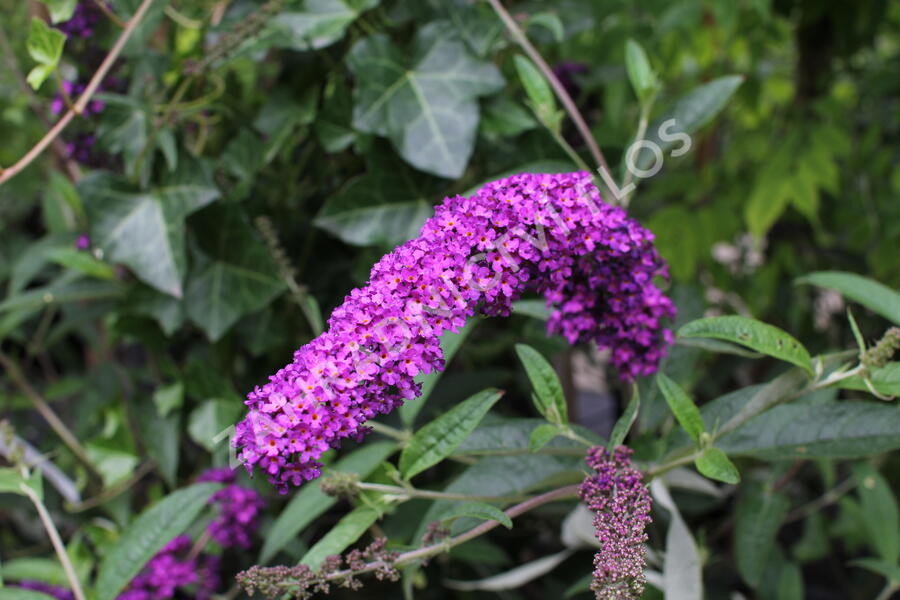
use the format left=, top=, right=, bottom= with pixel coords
left=348, top=24, right=504, bottom=178
left=81, top=172, right=219, bottom=298
left=678, top=316, right=812, bottom=373
left=694, top=447, right=740, bottom=484
left=717, top=401, right=900, bottom=459
left=26, top=18, right=66, bottom=90
left=636, top=75, right=743, bottom=171
left=0, top=468, right=43, bottom=500
left=657, top=373, right=705, bottom=442
left=439, top=501, right=512, bottom=529
left=95, top=483, right=221, bottom=600
left=399, top=388, right=503, bottom=479
left=187, top=398, right=243, bottom=453
left=314, top=148, right=438, bottom=247
left=259, top=442, right=396, bottom=564
left=266, top=0, right=380, bottom=51
left=515, top=344, right=568, bottom=425
left=797, top=271, right=900, bottom=325
left=734, top=484, right=789, bottom=588
left=185, top=205, right=286, bottom=341
left=38, top=0, right=77, bottom=23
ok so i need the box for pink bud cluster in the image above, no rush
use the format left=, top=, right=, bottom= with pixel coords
left=235, top=171, right=675, bottom=492
left=579, top=446, right=652, bottom=600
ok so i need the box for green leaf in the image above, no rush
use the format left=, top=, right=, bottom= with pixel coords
left=678, top=316, right=812, bottom=373
left=153, top=382, right=184, bottom=417
left=854, top=464, right=899, bottom=564
left=851, top=558, right=900, bottom=584
left=657, top=373, right=705, bottom=442
left=624, top=39, right=660, bottom=104
left=513, top=55, right=558, bottom=128
left=26, top=18, right=65, bottom=90
left=694, top=447, right=740, bottom=484
left=528, top=423, right=561, bottom=452
left=439, top=501, right=512, bottom=529
left=81, top=172, right=218, bottom=298
left=187, top=399, right=243, bottom=453
left=797, top=271, right=900, bottom=325
left=455, top=418, right=598, bottom=456
left=608, top=386, right=640, bottom=449
left=636, top=75, right=744, bottom=171
left=400, top=319, right=478, bottom=426
left=314, top=149, right=437, bottom=247
left=717, top=401, right=900, bottom=459
left=734, top=485, right=790, bottom=588
left=301, top=504, right=383, bottom=570
left=348, top=25, right=504, bottom=178
left=515, top=344, right=567, bottom=425
left=134, top=400, right=180, bottom=486
left=259, top=442, right=395, bottom=564
left=185, top=205, right=286, bottom=341
left=841, top=362, right=900, bottom=397
left=400, top=389, right=503, bottom=479
left=45, top=247, right=115, bottom=280
left=510, top=299, right=550, bottom=321
left=38, top=0, right=77, bottom=23
left=1, top=558, right=69, bottom=587
left=265, top=0, right=379, bottom=51
left=85, top=440, right=139, bottom=488
left=95, top=482, right=221, bottom=600
left=0, top=589, right=59, bottom=600
left=0, top=468, right=42, bottom=500
left=651, top=479, right=703, bottom=600
left=444, top=550, right=573, bottom=591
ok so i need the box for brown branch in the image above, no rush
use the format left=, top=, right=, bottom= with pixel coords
left=486, top=0, right=611, bottom=176
left=0, top=350, right=102, bottom=483
left=0, top=26, right=81, bottom=182
left=0, top=0, right=157, bottom=186
left=92, top=0, right=127, bottom=28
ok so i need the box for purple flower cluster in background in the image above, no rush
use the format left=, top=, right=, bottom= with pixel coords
left=57, top=2, right=103, bottom=38
left=116, top=535, right=219, bottom=600
left=199, top=468, right=265, bottom=549
left=579, top=446, right=652, bottom=600
left=51, top=80, right=106, bottom=116
left=15, top=580, right=74, bottom=600
left=235, top=171, right=675, bottom=492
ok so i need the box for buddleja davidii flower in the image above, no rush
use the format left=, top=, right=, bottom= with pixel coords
left=198, top=468, right=266, bottom=550
left=579, top=446, right=652, bottom=600
left=116, top=535, right=219, bottom=600
left=235, top=172, right=675, bottom=492
left=15, top=580, right=74, bottom=600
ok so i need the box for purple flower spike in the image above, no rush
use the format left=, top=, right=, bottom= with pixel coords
left=235, top=172, right=675, bottom=492
left=579, top=446, right=652, bottom=600
left=198, top=468, right=265, bottom=549
left=116, top=535, right=220, bottom=600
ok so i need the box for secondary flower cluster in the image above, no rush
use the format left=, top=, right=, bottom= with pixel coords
left=579, top=446, right=652, bottom=600
left=235, top=171, right=675, bottom=492
left=14, top=580, right=74, bottom=600
left=116, top=535, right=220, bottom=600
left=57, top=2, right=103, bottom=38
left=199, top=468, right=266, bottom=549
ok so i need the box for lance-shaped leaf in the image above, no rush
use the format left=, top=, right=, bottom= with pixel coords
left=301, top=502, right=385, bottom=570
left=81, top=172, right=218, bottom=298
left=348, top=24, right=504, bottom=178
left=657, top=373, right=705, bottom=442
left=797, top=271, right=900, bottom=325
left=694, top=447, right=740, bottom=484
left=624, top=39, right=660, bottom=105
left=439, top=501, right=512, bottom=529
left=95, top=483, right=221, bottom=600
left=608, top=385, right=640, bottom=449
left=400, top=388, right=503, bottom=479
left=734, top=484, right=789, bottom=588
left=515, top=344, right=568, bottom=425
left=679, top=316, right=812, bottom=373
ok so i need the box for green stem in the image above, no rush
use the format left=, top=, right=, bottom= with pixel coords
left=485, top=0, right=610, bottom=175
left=367, top=421, right=409, bottom=442
left=621, top=104, right=651, bottom=206
left=20, top=482, right=86, bottom=600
